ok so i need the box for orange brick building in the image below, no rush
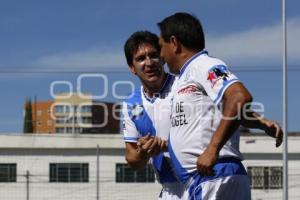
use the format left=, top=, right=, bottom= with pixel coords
left=32, top=100, right=55, bottom=134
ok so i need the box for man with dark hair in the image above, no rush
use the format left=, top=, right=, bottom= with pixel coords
left=157, top=12, right=283, bottom=199
left=122, top=31, right=184, bottom=199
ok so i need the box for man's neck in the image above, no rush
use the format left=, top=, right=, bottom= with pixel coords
left=178, top=50, right=199, bottom=71
left=143, top=73, right=167, bottom=98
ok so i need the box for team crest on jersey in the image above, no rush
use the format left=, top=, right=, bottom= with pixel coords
left=207, top=65, right=231, bottom=88
left=131, top=104, right=144, bottom=118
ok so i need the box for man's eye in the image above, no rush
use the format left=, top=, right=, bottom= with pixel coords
left=150, top=54, right=159, bottom=59
left=136, top=56, right=145, bottom=62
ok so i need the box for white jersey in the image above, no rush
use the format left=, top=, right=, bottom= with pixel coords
left=122, top=73, right=178, bottom=183
left=168, top=50, right=244, bottom=183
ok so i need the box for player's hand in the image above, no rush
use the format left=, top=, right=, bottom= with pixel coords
left=160, top=140, right=168, bottom=152
left=196, top=146, right=218, bottom=176
left=263, top=120, right=283, bottom=147
left=137, top=134, right=151, bottom=148
left=137, top=134, right=163, bottom=156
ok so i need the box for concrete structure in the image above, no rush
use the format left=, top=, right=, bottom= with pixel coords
left=0, top=133, right=299, bottom=200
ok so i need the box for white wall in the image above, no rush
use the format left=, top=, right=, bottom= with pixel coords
left=0, top=149, right=162, bottom=200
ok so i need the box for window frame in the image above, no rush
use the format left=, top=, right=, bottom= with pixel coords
left=49, top=163, right=89, bottom=183
left=0, top=163, right=17, bottom=182
left=115, top=163, right=155, bottom=183
left=247, top=166, right=283, bottom=190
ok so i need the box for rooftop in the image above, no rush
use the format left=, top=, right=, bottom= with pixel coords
left=0, top=132, right=298, bottom=153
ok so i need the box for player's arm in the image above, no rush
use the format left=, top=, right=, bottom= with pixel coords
left=197, top=82, right=252, bottom=176
left=125, top=135, right=166, bottom=170
left=137, top=135, right=168, bottom=154
left=122, top=102, right=151, bottom=170
left=125, top=141, right=150, bottom=170
left=241, top=111, right=283, bottom=147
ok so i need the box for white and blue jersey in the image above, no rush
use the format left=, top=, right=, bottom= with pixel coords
left=122, top=73, right=178, bottom=184
left=168, top=50, right=247, bottom=185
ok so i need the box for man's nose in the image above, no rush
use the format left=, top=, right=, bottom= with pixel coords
left=144, top=56, right=153, bottom=65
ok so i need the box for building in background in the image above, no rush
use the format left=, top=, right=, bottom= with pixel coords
left=31, top=100, right=55, bottom=134
left=0, top=132, right=299, bottom=200
left=26, top=93, right=120, bottom=134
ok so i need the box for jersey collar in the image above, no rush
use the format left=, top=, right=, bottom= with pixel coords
left=142, top=73, right=174, bottom=103
left=179, top=50, right=208, bottom=78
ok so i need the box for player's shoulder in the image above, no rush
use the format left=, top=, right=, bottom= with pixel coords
left=190, top=52, right=227, bottom=73
left=196, top=52, right=226, bottom=67
left=123, top=87, right=142, bottom=105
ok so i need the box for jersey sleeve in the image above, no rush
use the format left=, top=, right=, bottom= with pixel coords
left=191, top=61, right=240, bottom=105
left=122, top=101, right=139, bottom=143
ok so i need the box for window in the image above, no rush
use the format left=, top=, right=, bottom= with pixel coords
left=247, top=166, right=282, bottom=189
left=55, top=105, right=71, bottom=113
left=65, top=106, right=71, bottom=113
left=50, top=163, right=89, bottom=183
left=81, top=117, right=92, bottom=124
left=81, top=105, right=92, bottom=113
left=66, top=127, right=73, bottom=133
left=73, top=106, right=78, bottom=113
left=65, top=117, right=77, bottom=124
left=116, top=163, right=155, bottom=183
left=55, top=127, right=65, bottom=133
left=74, top=128, right=81, bottom=133
left=55, top=105, right=64, bottom=113
left=0, top=164, right=17, bottom=182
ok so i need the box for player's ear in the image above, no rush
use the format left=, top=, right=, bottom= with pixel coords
left=170, top=35, right=181, bottom=53
left=129, top=66, right=137, bottom=75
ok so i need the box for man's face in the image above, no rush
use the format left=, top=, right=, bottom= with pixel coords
left=159, top=36, right=176, bottom=74
left=130, top=43, right=164, bottom=84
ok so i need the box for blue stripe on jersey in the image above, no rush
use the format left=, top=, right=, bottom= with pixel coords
left=125, top=88, right=156, bottom=137
left=152, top=153, right=178, bottom=183
left=124, top=87, right=177, bottom=183
left=168, top=138, right=190, bottom=183
left=179, top=50, right=208, bottom=78
left=187, top=157, right=247, bottom=199
left=213, top=79, right=239, bottom=105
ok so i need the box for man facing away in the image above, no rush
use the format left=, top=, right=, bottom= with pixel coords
left=122, top=31, right=184, bottom=199
left=157, top=12, right=283, bottom=200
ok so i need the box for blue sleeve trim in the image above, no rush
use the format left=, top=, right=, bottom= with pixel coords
left=213, top=79, right=239, bottom=105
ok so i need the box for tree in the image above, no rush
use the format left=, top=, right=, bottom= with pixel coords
left=23, top=97, right=33, bottom=133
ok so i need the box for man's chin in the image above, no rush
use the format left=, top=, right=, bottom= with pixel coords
left=144, top=74, right=162, bottom=83
left=147, top=76, right=160, bottom=82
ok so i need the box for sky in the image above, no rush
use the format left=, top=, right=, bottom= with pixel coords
left=0, top=0, right=299, bottom=132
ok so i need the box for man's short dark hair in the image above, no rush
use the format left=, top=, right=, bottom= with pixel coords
left=157, top=12, right=205, bottom=51
left=124, top=31, right=160, bottom=66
